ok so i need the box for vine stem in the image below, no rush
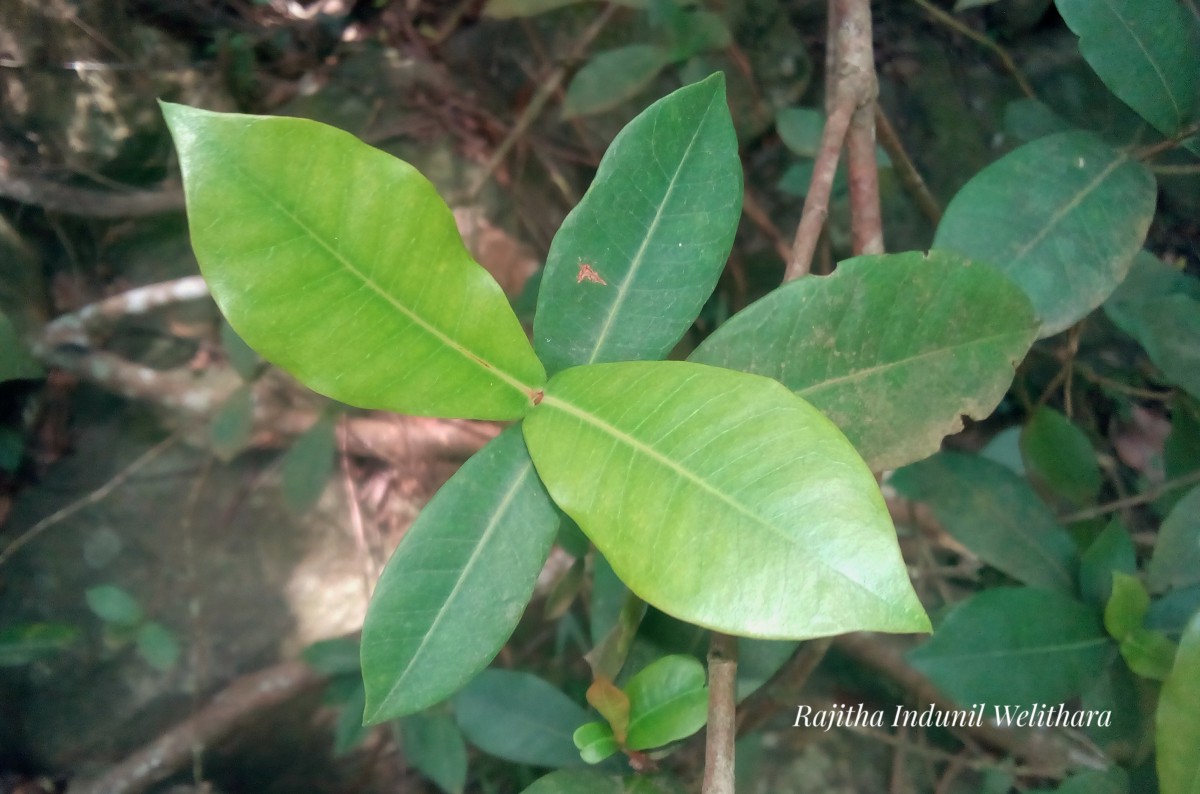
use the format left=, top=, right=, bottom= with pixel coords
left=702, top=632, right=738, bottom=794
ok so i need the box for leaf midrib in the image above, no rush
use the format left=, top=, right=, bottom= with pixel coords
left=1099, top=0, right=1184, bottom=129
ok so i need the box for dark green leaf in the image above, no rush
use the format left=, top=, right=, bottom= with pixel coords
left=1156, top=611, right=1200, bottom=794
left=524, top=361, right=929, bottom=639
left=0, top=311, right=42, bottom=382
left=1162, top=397, right=1200, bottom=514
left=162, top=102, right=545, bottom=420
left=1003, top=99, right=1072, bottom=142
left=302, top=635, right=361, bottom=676
left=209, top=385, right=255, bottom=462
left=934, top=132, right=1156, bottom=336
left=220, top=319, right=261, bottom=381
left=0, top=623, right=78, bottom=667
left=455, top=669, right=589, bottom=768
left=1104, top=572, right=1149, bottom=640
left=135, top=621, right=180, bottom=671
left=1021, top=408, right=1101, bottom=507
left=1148, top=486, right=1200, bottom=594
left=891, top=453, right=1078, bottom=592
left=535, top=75, right=742, bottom=374
left=361, top=427, right=560, bottom=722
left=1080, top=520, right=1136, bottom=607
left=563, top=45, right=672, bottom=120
left=1045, top=768, right=1129, bottom=794
left=665, top=11, right=731, bottom=62
left=85, top=585, right=144, bottom=627
left=1148, top=586, right=1200, bottom=639
left=776, top=107, right=824, bottom=157
left=908, top=587, right=1113, bottom=705
left=401, top=712, right=469, bottom=794
left=1121, top=295, right=1200, bottom=400
left=333, top=680, right=371, bottom=755
left=520, top=770, right=683, bottom=794
left=1105, top=252, right=1200, bottom=334
left=572, top=721, right=619, bottom=764
left=624, top=654, right=708, bottom=750
left=484, top=0, right=645, bottom=17
left=281, top=416, right=337, bottom=513
left=692, top=252, right=1038, bottom=470
left=1120, top=628, right=1176, bottom=681
left=736, top=639, right=798, bottom=701
left=1056, top=0, right=1200, bottom=137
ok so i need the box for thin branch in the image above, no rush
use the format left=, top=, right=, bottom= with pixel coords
left=1059, top=469, right=1200, bottom=524
left=874, top=105, right=942, bottom=224
left=702, top=632, right=738, bottom=794
left=786, top=99, right=854, bottom=280
left=910, top=0, right=1035, bottom=100
left=1133, top=122, right=1200, bottom=159
left=0, top=433, right=182, bottom=568
left=0, top=170, right=184, bottom=218
left=1151, top=162, right=1200, bottom=175
left=736, top=637, right=833, bottom=737
left=839, top=0, right=884, bottom=256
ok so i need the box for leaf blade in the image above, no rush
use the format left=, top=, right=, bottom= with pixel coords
left=1156, top=611, right=1200, bottom=794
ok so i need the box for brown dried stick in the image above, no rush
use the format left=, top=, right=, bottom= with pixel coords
left=702, top=633, right=738, bottom=794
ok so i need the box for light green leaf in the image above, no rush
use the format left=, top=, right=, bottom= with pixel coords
left=909, top=587, right=1113, bottom=705
left=624, top=655, right=708, bottom=750
left=362, top=427, right=559, bottom=722
left=455, top=669, right=590, bottom=768
left=1021, top=407, right=1101, bottom=507
left=0, top=311, right=42, bottom=382
left=281, top=417, right=337, bottom=513
left=401, top=712, right=469, bottom=794
left=1148, top=486, right=1200, bottom=593
left=891, top=453, right=1078, bottom=592
left=1157, top=611, right=1200, bottom=794
left=535, top=75, right=743, bottom=374
left=692, top=252, right=1038, bottom=471
left=1104, top=572, right=1149, bottom=640
left=573, top=721, right=620, bottom=764
left=934, top=131, right=1156, bottom=337
left=1120, top=628, right=1176, bottom=681
left=0, top=623, right=78, bottom=667
left=563, top=45, right=672, bottom=120
left=135, top=621, right=180, bottom=671
left=523, top=361, right=929, bottom=639
left=161, top=102, right=545, bottom=420
left=484, top=0, right=645, bottom=18
left=85, top=585, right=143, bottom=627
left=1056, top=0, right=1200, bottom=137
left=1080, top=520, right=1136, bottom=606
left=209, top=384, right=255, bottom=462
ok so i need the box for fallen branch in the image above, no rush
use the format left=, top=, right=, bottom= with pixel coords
left=0, top=170, right=184, bottom=218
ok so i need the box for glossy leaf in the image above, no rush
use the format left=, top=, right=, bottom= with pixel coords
left=891, top=453, right=1078, bottom=592
left=85, top=585, right=143, bottom=627
left=934, top=131, right=1156, bottom=337
left=1056, top=0, right=1200, bottom=137
left=280, top=416, right=337, bottom=513
left=455, top=669, right=590, bottom=769
left=361, top=427, right=560, bottom=722
left=1080, top=520, right=1136, bottom=607
left=1104, top=572, right=1149, bottom=640
left=523, top=361, right=929, bottom=639
left=401, top=712, right=469, bottom=794
left=0, top=311, right=41, bottom=382
left=1157, top=611, right=1200, bottom=794
left=563, top=45, right=672, bottom=120
left=692, top=252, right=1038, bottom=471
left=1021, top=408, right=1101, bottom=507
left=624, top=654, right=708, bottom=750
left=162, top=102, right=544, bottom=420
left=909, top=588, right=1113, bottom=705
left=573, top=721, right=619, bottom=764
left=1148, top=486, right=1200, bottom=594
left=535, top=75, right=742, bottom=374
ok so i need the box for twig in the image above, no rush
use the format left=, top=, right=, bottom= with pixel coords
left=839, top=0, right=884, bottom=256
left=0, top=433, right=181, bottom=567
left=736, top=637, right=833, bottom=737
left=1134, top=123, right=1200, bottom=159
left=702, top=632, right=738, bottom=794
left=1058, top=469, right=1200, bottom=524
left=786, top=99, right=854, bottom=280
left=1151, top=162, right=1200, bottom=175
left=874, top=105, right=942, bottom=224
left=66, top=660, right=323, bottom=794
left=0, top=170, right=184, bottom=218
left=742, top=187, right=792, bottom=265
left=465, top=2, right=619, bottom=200
left=910, top=0, right=1036, bottom=100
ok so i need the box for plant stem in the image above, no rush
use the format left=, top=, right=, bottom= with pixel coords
left=702, top=632, right=738, bottom=794
left=1058, top=469, right=1200, bottom=523
left=910, top=0, right=1036, bottom=100
left=840, top=0, right=884, bottom=256
left=874, top=105, right=942, bottom=224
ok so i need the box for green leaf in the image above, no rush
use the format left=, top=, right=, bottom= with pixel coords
left=563, top=45, right=672, bottom=120
left=135, top=621, right=181, bottom=671
left=1020, top=408, right=1101, bottom=507
left=85, top=584, right=144, bottom=627
left=1104, top=572, right=1149, bottom=640
left=332, top=680, right=371, bottom=755
left=1056, top=0, right=1200, bottom=137
left=933, top=131, right=1156, bottom=337
left=0, top=623, right=78, bottom=667
left=521, top=770, right=683, bottom=794
left=1119, top=295, right=1200, bottom=400
left=692, top=252, right=1038, bottom=471
left=220, top=319, right=261, bottom=381
left=1157, top=611, right=1200, bottom=794
left=0, top=311, right=42, bottom=382
left=455, top=669, right=590, bottom=768
left=954, top=0, right=1001, bottom=9
left=161, top=102, right=545, bottom=420
left=209, top=384, right=255, bottom=462
left=535, top=75, right=743, bottom=374
left=665, top=10, right=731, bottom=62
left=401, top=712, right=469, bottom=794
left=280, top=417, right=337, bottom=513
left=1046, top=768, right=1130, bottom=794
left=776, top=107, right=825, bottom=157
left=1080, top=520, right=1136, bottom=606
left=302, top=635, right=361, bottom=676
left=1148, top=586, right=1200, bottom=639
left=361, top=427, right=560, bottom=722
left=891, top=453, right=1078, bottom=592
left=1105, top=252, right=1200, bottom=333
left=908, top=587, right=1113, bottom=705
left=523, top=361, right=929, bottom=639
left=1119, top=628, right=1176, bottom=681
left=624, top=654, right=708, bottom=750
left=484, top=0, right=645, bottom=17
left=1148, top=486, right=1200, bottom=594
left=736, top=639, right=798, bottom=701
left=1003, top=98, right=1072, bottom=143
left=572, top=721, right=620, bottom=764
